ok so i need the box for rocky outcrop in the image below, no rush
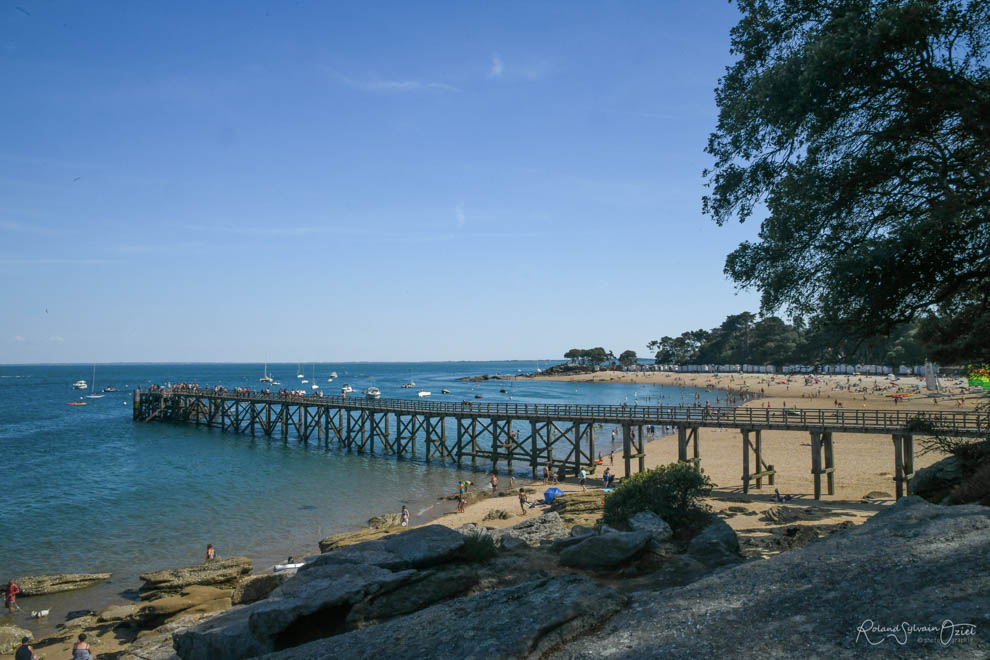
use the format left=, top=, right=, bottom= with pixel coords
left=686, top=516, right=742, bottom=568
left=14, top=573, right=111, bottom=596
left=318, top=526, right=401, bottom=553
left=911, top=455, right=965, bottom=503
left=255, top=576, right=626, bottom=660
left=232, top=573, right=290, bottom=605
left=555, top=497, right=990, bottom=658
left=549, top=491, right=605, bottom=524
left=98, top=603, right=141, bottom=623
left=139, top=558, right=251, bottom=599
left=558, top=530, right=651, bottom=570
left=496, top=511, right=570, bottom=546
left=0, top=625, right=32, bottom=654
left=628, top=511, right=673, bottom=552
left=367, top=512, right=401, bottom=529
left=174, top=526, right=470, bottom=660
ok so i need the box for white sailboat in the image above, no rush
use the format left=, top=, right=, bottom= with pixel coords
left=259, top=361, right=273, bottom=383
left=85, top=366, right=104, bottom=399
left=311, top=364, right=319, bottom=390
left=296, top=364, right=304, bottom=379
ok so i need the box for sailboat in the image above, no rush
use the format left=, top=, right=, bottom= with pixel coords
left=311, top=364, right=319, bottom=390
left=259, top=361, right=273, bottom=383
left=296, top=364, right=304, bottom=379
left=85, top=366, right=104, bottom=399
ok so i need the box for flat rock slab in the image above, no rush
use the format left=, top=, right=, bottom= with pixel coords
left=140, top=557, right=252, bottom=596
left=496, top=511, right=570, bottom=546
left=256, top=576, right=626, bottom=660
left=558, top=531, right=651, bottom=569
left=0, top=625, right=32, bottom=654
left=15, top=573, right=111, bottom=596
left=308, top=524, right=465, bottom=571
left=555, top=497, right=990, bottom=658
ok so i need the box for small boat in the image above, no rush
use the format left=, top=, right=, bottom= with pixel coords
left=272, top=380, right=281, bottom=386
left=341, top=384, right=353, bottom=394
left=85, top=366, right=105, bottom=399
left=274, top=561, right=305, bottom=573
left=296, top=364, right=304, bottom=379
left=401, top=381, right=416, bottom=388
left=301, top=379, right=309, bottom=384
left=67, top=401, right=87, bottom=406
left=366, top=386, right=381, bottom=399
left=499, top=388, right=507, bottom=393
left=418, top=390, right=431, bottom=397
left=259, top=361, right=273, bottom=383
left=474, top=394, right=483, bottom=399
left=441, top=388, right=450, bottom=394
left=330, top=371, right=338, bottom=378
left=102, top=386, right=117, bottom=393
left=72, top=380, right=87, bottom=389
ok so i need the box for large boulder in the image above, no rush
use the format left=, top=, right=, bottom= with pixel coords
left=558, top=530, right=651, bottom=570
left=318, top=527, right=397, bottom=553
left=345, top=565, right=481, bottom=626
left=139, top=557, right=252, bottom=599
left=0, top=625, right=31, bottom=654
left=686, top=516, right=742, bottom=569
left=911, top=455, right=965, bottom=502
left=367, top=512, right=401, bottom=529
left=254, top=576, right=626, bottom=659
left=496, top=511, right=570, bottom=546
left=628, top=511, right=674, bottom=552
left=549, top=491, right=605, bottom=524
left=135, top=585, right=233, bottom=628
left=232, top=573, right=290, bottom=605
left=14, top=573, right=111, bottom=596
left=554, top=496, right=990, bottom=658
left=97, top=603, right=141, bottom=623
left=307, top=525, right=466, bottom=571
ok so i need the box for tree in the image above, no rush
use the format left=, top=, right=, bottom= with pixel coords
left=586, top=347, right=609, bottom=367
left=563, top=348, right=583, bottom=363
left=706, top=0, right=990, bottom=364
left=619, top=350, right=638, bottom=367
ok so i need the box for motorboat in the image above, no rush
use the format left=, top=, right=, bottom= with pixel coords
left=330, top=371, right=338, bottom=378
left=272, top=380, right=281, bottom=386
left=273, top=561, right=305, bottom=573
left=418, top=390, right=431, bottom=397
left=341, top=384, right=353, bottom=394
left=366, top=386, right=381, bottom=399
left=401, top=381, right=416, bottom=388
left=301, top=379, right=309, bottom=384
left=102, top=386, right=117, bottom=393
left=311, top=383, right=319, bottom=390
left=441, top=388, right=450, bottom=394
left=474, top=394, right=483, bottom=399
left=72, top=380, right=87, bottom=389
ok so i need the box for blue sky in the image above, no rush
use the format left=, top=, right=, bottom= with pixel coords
left=1, top=1, right=761, bottom=363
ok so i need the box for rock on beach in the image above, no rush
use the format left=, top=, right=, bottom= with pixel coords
left=14, top=573, right=111, bottom=596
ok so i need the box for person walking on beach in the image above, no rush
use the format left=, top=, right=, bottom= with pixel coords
left=72, top=633, right=93, bottom=660
left=456, top=494, right=466, bottom=513
left=205, top=544, right=216, bottom=561
left=490, top=473, right=498, bottom=494
left=400, top=505, right=410, bottom=527
left=602, top=467, right=611, bottom=489
left=14, top=637, right=36, bottom=660
left=542, top=465, right=549, bottom=485
left=3, top=579, right=20, bottom=613
left=579, top=468, right=587, bottom=491
left=518, top=489, right=528, bottom=514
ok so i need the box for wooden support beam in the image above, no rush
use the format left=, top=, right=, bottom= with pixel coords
left=903, top=434, right=914, bottom=495
left=823, top=431, right=835, bottom=495
left=892, top=433, right=904, bottom=499
left=677, top=426, right=687, bottom=463
left=742, top=430, right=750, bottom=494
left=623, top=423, right=632, bottom=478
left=755, top=430, right=763, bottom=488
left=811, top=431, right=822, bottom=500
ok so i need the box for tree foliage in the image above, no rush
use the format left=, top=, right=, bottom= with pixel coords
left=603, top=462, right=713, bottom=532
left=648, top=311, right=927, bottom=365
left=706, top=0, right=990, bottom=364
left=618, top=350, right=639, bottom=366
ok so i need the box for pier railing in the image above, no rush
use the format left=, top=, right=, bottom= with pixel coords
left=153, top=387, right=988, bottom=436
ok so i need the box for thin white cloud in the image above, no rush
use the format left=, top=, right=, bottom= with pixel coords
left=455, top=203, right=466, bottom=228
left=11, top=336, right=25, bottom=343
left=489, top=55, right=504, bottom=79
left=336, top=75, right=459, bottom=94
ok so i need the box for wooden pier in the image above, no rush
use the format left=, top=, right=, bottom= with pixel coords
left=134, top=387, right=988, bottom=500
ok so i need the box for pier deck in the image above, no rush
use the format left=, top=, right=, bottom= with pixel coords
left=134, top=387, right=988, bottom=500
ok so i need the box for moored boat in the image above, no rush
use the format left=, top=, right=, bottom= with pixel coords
left=366, top=386, right=381, bottom=399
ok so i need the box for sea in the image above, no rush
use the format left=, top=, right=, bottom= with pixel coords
left=0, top=361, right=720, bottom=627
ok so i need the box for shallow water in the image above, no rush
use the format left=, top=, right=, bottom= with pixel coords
left=0, top=361, right=720, bottom=629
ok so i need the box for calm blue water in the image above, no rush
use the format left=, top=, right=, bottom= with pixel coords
left=0, top=361, right=718, bottom=605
